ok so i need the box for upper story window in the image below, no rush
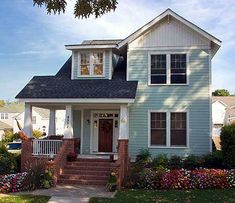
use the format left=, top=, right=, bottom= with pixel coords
left=1, top=113, right=4, bottom=119
left=32, top=116, right=37, bottom=124
left=4, top=113, right=8, bottom=119
left=149, top=53, right=187, bottom=85
left=79, top=52, right=104, bottom=77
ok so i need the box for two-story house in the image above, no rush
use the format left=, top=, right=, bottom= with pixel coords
left=16, top=9, right=221, bottom=186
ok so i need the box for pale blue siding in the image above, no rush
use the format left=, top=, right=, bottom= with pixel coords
left=72, top=50, right=110, bottom=79
left=128, top=49, right=210, bottom=158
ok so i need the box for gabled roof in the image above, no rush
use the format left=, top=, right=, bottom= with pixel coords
left=0, top=121, right=12, bottom=130
left=118, top=8, right=221, bottom=56
left=212, top=96, right=235, bottom=118
left=0, top=103, right=24, bottom=113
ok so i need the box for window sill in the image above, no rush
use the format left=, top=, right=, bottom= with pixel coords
left=77, top=75, right=105, bottom=78
left=148, top=146, right=189, bottom=149
left=148, top=83, right=189, bottom=86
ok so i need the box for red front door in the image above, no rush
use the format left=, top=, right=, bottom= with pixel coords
left=98, top=119, right=113, bottom=152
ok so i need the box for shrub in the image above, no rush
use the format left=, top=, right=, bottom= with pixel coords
left=168, top=155, right=183, bottom=169
left=0, top=144, right=19, bottom=175
left=152, top=154, right=168, bottom=170
left=203, top=151, right=224, bottom=169
left=136, top=149, right=151, bottom=163
left=33, top=130, right=43, bottom=139
left=220, top=124, right=235, bottom=168
left=183, top=155, right=204, bottom=169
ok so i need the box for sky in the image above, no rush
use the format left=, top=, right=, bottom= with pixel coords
left=0, top=0, right=235, bottom=100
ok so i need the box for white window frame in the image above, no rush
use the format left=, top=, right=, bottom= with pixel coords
left=4, top=113, right=8, bottom=119
left=148, top=110, right=189, bottom=148
left=78, top=51, right=105, bottom=77
left=148, top=52, right=189, bottom=86
left=1, top=113, right=4, bottom=119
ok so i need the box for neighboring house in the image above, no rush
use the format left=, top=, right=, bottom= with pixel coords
left=0, top=103, right=24, bottom=127
left=13, top=108, right=65, bottom=136
left=16, top=9, right=221, bottom=185
left=0, top=121, right=12, bottom=141
left=212, top=96, right=235, bottom=149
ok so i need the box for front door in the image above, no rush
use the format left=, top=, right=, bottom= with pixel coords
left=98, top=119, right=113, bottom=152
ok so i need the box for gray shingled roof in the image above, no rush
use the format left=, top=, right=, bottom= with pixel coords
left=66, top=39, right=122, bottom=47
left=16, top=57, right=138, bottom=99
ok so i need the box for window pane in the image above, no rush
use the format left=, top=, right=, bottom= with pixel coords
left=170, top=54, right=187, bottom=84
left=171, top=112, right=187, bottom=146
left=1, top=113, right=4, bottom=119
left=151, top=55, right=166, bottom=84
left=150, top=112, right=166, bottom=146
left=80, top=53, right=90, bottom=75
left=4, top=113, right=8, bottom=119
left=93, top=52, right=103, bottom=75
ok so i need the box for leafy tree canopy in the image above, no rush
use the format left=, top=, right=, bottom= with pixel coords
left=0, top=100, right=5, bottom=107
left=33, top=0, right=118, bottom=19
left=212, top=89, right=230, bottom=96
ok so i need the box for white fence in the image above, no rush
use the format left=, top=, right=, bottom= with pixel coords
left=32, top=139, right=63, bottom=156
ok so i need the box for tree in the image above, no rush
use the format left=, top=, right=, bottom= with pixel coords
left=33, top=0, right=118, bottom=19
left=0, top=100, right=5, bottom=107
left=212, top=89, right=230, bottom=96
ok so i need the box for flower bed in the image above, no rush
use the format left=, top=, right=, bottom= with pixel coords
left=161, top=169, right=235, bottom=189
left=0, top=172, right=28, bottom=193
left=126, top=168, right=235, bottom=190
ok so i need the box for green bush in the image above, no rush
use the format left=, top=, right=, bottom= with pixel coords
left=33, top=130, right=44, bottom=139
left=220, top=124, right=235, bottom=168
left=3, top=131, right=20, bottom=143
left=203, top=151, right=224, bottom=169
left=183, top=155, right=203, bottom=169
left=136, top=149, right=151, bottom=163
left=0, top=143, right=19, bottom=175
left=152, top=154, right=168, bottom=170
left=168, top=155, right=183, bottom=169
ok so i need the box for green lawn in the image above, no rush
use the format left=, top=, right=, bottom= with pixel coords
left=0, top=195, right=50, bottom=203
left=90, top=189, right=235, bottom=203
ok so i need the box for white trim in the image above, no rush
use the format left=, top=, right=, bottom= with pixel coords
left=148, top=109, right=189, bottom=148
left=128, top=46, right=210, bottom=51
left=118, top=9, right=221, bottom=49
left=80, top=109, right=84, bottom=154
left=127, top=49, right=129, bottom=81
left=71, top=52, right=75, bottom=80
left=18, top=98, right=135, bottom=104
left=209, top=50, right=212, bottom=152
left=90, top=110, right=119, bottom=154
left=148, top=51, right=189, bottom=86
left=65, top=44, right=117, bottom=50
left=212, top=100, right=228, bottom=108
left=109, top=50, right=112, bottom=80
left=77, top=51, right=105, bottom=78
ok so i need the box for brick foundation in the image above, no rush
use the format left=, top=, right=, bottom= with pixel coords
left=115, top=139, right=129, bottom=190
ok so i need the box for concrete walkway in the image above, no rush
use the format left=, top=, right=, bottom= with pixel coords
left=16, top=185, right=116, bottom=203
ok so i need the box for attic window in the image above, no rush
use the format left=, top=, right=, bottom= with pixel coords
left=79, top=52, right=104, bottom=77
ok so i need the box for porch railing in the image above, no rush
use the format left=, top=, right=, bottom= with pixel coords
left=32, top=139, right=63, bottom=156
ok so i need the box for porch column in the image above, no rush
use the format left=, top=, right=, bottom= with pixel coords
left=64, top=105, right=73, bottom=138
left=49, top=108, right=56, bottom=135
left=119, top=105, right=129, bottom=140
left=117, top=105, right=129, bottom=189
left=23, top=103, right=33, bottom=138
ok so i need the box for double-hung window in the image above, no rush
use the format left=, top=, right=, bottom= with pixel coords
left=79, top=52, right=104, bottom=76
left=149, top=53, right=187, bottom=85
left=149, top=111, right=188, bottom=147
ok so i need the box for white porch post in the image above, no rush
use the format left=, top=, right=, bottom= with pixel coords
left=23, top=103, right=33, bottom=138
left=64, top=105, right=73, bottom=138
left=119, top=105, right=129, bottom=140
left=49, top=108, right=56, bottom=135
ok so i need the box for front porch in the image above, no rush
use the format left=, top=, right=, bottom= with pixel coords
left=21, top=102, right=131, bottom=188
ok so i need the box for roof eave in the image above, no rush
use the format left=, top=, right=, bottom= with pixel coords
left=65, top=44, right=118, bottom=50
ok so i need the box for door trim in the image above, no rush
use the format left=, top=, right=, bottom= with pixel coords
left=90, top=110, right=119, bottom=154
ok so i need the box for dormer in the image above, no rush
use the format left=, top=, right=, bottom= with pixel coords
left=65, top=40, right=122, bottom=80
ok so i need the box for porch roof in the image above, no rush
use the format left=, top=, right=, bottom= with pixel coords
left=16, top=58, right=138, bottom=100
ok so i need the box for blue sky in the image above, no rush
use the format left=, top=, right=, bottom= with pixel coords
left=0, top=0, right=235, bottom=100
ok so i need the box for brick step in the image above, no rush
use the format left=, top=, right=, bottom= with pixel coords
left=57, top=179, right=107, bottom=185
left=66, top=161, right=111, bottom=167
left=77, top=158, right=111, bottom=163
left=63, top=170, right=110, bottom=176
left=60, top=174, right=108, bottom=181
left=64, top=165, right=111, bottom=171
